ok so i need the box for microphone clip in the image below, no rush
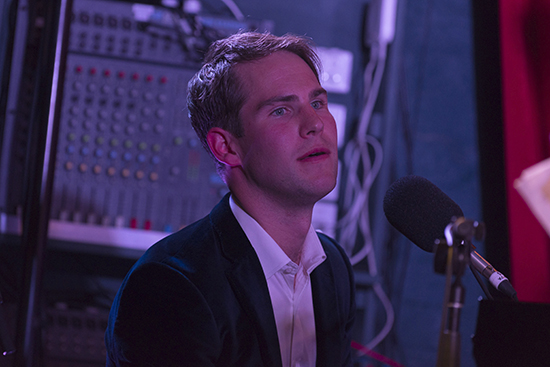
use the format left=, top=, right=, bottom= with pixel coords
left=448, top=217, right=485, bottom=243
left=433, top=217, right=485, bottom=275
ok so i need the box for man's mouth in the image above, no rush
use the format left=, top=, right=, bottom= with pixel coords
left=299, top=149, right=329, bottom=160
left=308, top=152, right=325, bottom=157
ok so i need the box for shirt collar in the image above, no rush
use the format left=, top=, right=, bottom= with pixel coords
left=229, top=195, right=326, bottom=278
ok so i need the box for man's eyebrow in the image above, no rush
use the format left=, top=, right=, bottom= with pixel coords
left=255, top=88, right=328, bottom=111
left=255, top=95, right=298, bottom=111
left=310, top=87, right=328, bottom=99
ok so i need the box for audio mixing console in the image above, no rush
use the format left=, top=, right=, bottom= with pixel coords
left=1, top=0, right=253, bottom=251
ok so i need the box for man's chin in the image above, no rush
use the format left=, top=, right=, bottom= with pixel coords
left=314, top=178, right=338, bottom=202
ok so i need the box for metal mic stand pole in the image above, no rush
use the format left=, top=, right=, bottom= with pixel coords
left=435, top=220, right=472, bottom=367
left=436, top=246, right=467, bottom=367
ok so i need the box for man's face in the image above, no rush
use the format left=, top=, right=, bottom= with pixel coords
left=231, top=51, right=338, bottom=207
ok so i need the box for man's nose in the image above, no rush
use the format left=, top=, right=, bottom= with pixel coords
left=300, top=107, right=325, bottom=137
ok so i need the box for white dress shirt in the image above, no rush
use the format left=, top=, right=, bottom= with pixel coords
left=229, top=196, right=327, bottom=367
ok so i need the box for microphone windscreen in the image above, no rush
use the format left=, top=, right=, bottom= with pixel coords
left=383, top=175, right=464, bottom=252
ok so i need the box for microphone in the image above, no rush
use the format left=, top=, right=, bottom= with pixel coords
left=383, top=175, right=517, bottom=300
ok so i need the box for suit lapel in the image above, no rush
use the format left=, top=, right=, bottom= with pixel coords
left=311, top=250, right=340, bottom=367
left=211, top=195, right=282, bottom=367
left=226, top=254, right=282, bottom=367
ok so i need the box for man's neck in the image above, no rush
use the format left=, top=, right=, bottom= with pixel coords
left=231, top=192, right=314, bottom=264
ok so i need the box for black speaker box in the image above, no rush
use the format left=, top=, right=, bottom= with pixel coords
left=473, top=299, right=550, bottom=367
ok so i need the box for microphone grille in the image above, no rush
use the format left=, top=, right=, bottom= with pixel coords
left=383, top=175, right=464, bottom=252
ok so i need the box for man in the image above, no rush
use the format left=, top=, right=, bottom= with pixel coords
left=105, top=31, right=356, bottom=367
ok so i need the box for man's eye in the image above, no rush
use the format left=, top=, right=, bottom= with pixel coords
left=272, top=107, right=285, bottom=116
left=311, top=100, right=323, bottom=109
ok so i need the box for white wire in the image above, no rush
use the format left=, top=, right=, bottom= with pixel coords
left=220, top=0, right=245, bottom=21
left=366, top=283, right=395, bottom=350
left=339, top=45, right=383, bottom=228
left=348, top=136, right=384, bottom=266
left=336, top=38, right=395, bottom=352
left=338, top=41, right=388, bottom=262
left=358, top=44, right=387, bottom=139
left=338, top=131, right=371, bottom=252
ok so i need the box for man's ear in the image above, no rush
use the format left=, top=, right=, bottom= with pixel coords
left=206, top=127, right=242, bottom=167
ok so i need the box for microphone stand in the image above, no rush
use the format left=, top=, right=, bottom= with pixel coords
left=435, top=218, right=483, bottom=367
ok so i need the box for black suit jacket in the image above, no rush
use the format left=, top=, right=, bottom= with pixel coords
left=105, top=194, right=356, bottom=366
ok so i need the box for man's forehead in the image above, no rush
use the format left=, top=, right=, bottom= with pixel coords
left=233, top=51, right=315, bottom=78
left=236, top=53, right=317, bottom=88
